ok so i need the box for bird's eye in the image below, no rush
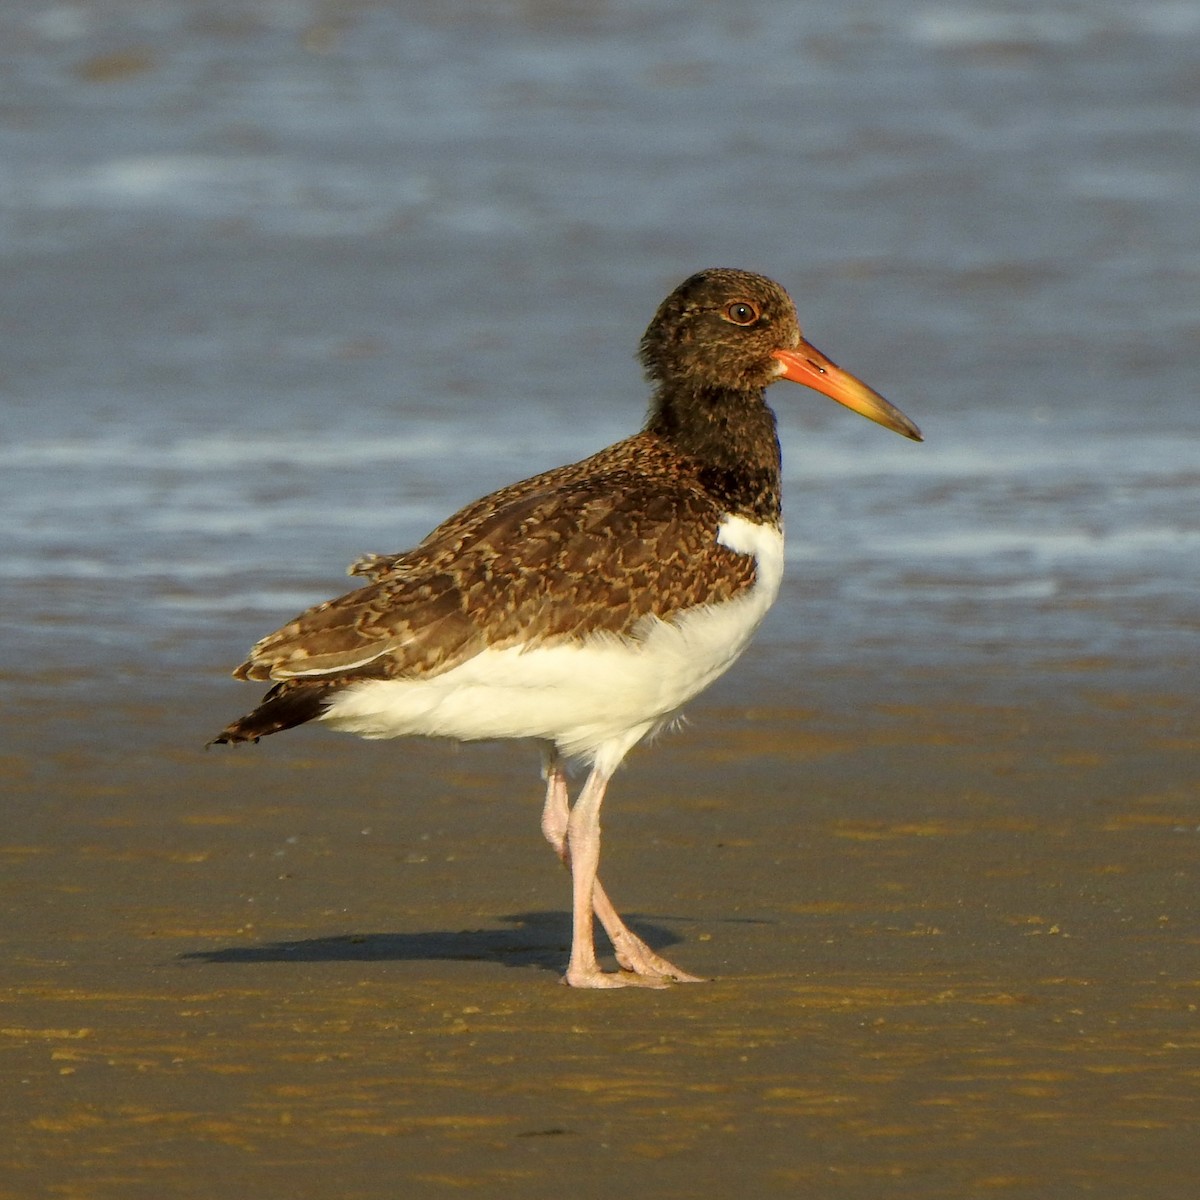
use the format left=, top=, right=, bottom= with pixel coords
left=724, top=301, right=760, bottom=326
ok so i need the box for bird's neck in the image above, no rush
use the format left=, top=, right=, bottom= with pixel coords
left=645, top=383, right=782, bottom=524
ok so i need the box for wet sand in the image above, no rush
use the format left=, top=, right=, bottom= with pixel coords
left=3, top=4, right=1199, bottom=1194
left=4, top=667, right=1197, bottom=1198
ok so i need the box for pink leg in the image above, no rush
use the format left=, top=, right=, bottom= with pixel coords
left=540, top=750, right=704, bottom=987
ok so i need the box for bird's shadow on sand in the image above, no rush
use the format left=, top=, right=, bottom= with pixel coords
left=178, top=910, right=723, bottom=975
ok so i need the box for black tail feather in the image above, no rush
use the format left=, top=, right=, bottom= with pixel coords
left=208, top=680, right=340, bottom=747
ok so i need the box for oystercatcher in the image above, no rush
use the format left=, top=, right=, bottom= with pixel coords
left=211, top=269, right=922, bottom=988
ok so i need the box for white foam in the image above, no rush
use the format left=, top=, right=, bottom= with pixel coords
left=909, top=10, right=1088, bottom=47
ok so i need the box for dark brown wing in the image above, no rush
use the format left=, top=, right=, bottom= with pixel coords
left=233, top=434, right=758, bottom=685
left=347, top=433, right=663, bottom=580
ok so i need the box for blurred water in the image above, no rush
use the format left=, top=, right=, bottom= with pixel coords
left=1, top=0, right=1197, bottom=704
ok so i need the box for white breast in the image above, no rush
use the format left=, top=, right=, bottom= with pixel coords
left=320, top=515, right=784, bottom=767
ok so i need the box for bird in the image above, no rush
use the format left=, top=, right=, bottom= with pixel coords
left=210, top=268, right=922, bottom=989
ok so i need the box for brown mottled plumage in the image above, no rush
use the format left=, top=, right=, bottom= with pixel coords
left=210, top=268, right=921, bottom=988
left=236, top=441, right=756, bottom=679
left=215, top=270, right=802, bottom=734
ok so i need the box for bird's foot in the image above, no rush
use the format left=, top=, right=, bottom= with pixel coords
left=561, top=966, right=674, bottom=990
left=610, top=930, right=707, bottom=984
left=562, top=933, right=708, bottom=988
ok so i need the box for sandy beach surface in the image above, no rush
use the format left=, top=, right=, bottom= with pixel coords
left=4, top=662, right=1197, bottom=1198
left=3, top=2, right=1199, bottom=1196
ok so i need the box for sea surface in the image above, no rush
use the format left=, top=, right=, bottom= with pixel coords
left=2, top=0, right=1197, bottom=705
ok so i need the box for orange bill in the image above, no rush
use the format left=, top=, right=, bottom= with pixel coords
left=772, top=341, right=923, bottom=442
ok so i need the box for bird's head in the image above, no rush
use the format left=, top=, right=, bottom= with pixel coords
left=639, top=268, right=922, bottom=441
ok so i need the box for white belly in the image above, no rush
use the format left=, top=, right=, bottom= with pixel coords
left=320, top=516, right=784, bottom=766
